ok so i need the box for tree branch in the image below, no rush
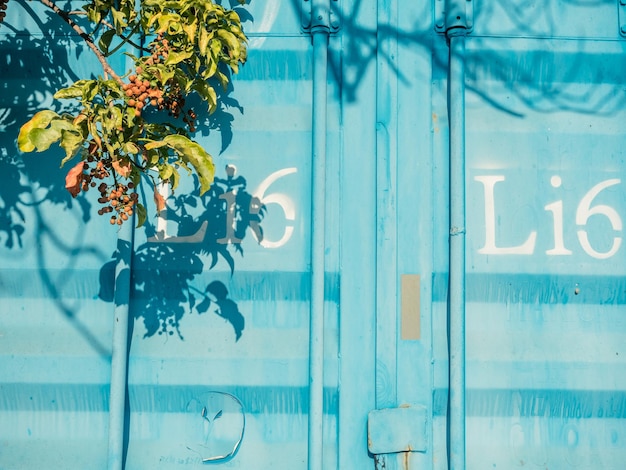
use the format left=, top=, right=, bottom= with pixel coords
left=38, top=0, right=124, bottom=84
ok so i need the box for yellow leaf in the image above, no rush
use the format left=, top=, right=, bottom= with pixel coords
left=17, top=110, right=59, bottom=152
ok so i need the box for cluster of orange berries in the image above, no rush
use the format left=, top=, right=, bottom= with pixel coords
left=123, top=74, right=164, bottom=118
left=144, top=34, right=170, bottom=68
left=97, top=182, right=138, bottom=225
left=122, top=34, right=192, bottom=121
left=75, top=149, right=137, bottom=226
left=122, top=70, right=191, bottom=121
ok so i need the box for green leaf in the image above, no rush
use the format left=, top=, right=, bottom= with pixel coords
left=146, top=135, right=214, bottom=194
left=216, top=70, right=229, bottom=90
left=123, top=142, right=139, bottom=154
left=54, top=80, right=92, bottom=100
left=98, top=29, right=117, bottom=55
left=198, top=27, right=210, bottom=56
left=111, top=8, right=127, bottom=33
left=217, top=29, right=240, bottom=57
left=143, top=140, right=168, bottom=151
left=85, top=81, right=100, bottom=102
left=192, top=81, right=217, bottom=112
left=135, top=202, right=147, bottom=228
left=17, top=110, right=59, bottom=152
left=156, top=13, right=180, bottom=34
left=169, top=167, right=180, bottom=190
left=159, top=163, right=174, bottom=181
left=28, top=127, right=62, bottom=152
left=152, top=64, right=176, bottom=85
left=18, top=113, right=76, bottom=155
left=182, top=20, right=197, bottom=43
left=210, top=38, right=222, bottom=58
left=164, top=49, right=194, bottom=66
left=59, top=129, right=86, bottom=166
left=202, top=56, right=218, bottom=79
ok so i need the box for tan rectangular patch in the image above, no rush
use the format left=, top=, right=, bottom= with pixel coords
left=401, top=274, right=420, bottom=340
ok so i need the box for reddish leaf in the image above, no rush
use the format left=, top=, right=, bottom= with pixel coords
left=153, top=185, right=166, bottom=212
left=65, top=161, right=85, bottom=197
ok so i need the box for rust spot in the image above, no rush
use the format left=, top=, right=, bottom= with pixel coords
left=403, top=451, right=410, bottom=470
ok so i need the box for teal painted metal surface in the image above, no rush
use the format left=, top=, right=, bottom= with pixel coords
left=307, top=1, right=330, bottom=468
left=447, top=32, right=467, bottom=470
left=108, top=221, right=134, bottom=470
left=2, top=0, right=626, bottom=469
left=367, top=405, right=428, bottom=454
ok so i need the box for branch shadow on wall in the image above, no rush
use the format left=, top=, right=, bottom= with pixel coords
left=288, top=0, right=626, bottom=117
left=0, top=5, right=115, bottom=355
left=0, top=3, right=90, bottom=248
left=99, top=166, right=263, bottom=342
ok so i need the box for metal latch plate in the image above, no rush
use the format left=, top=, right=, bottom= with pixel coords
left=367, top=405, right=428, bottom=455
left=434, top=0, right=474, bottom=34
left=301, top=0, right=341, bottom=33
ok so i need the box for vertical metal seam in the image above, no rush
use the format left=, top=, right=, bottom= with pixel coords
left=107, top=219, right=135, bottom=470
left=308, top=1, right=330, bottom=468
left=447, top=32, right=467, bottom=470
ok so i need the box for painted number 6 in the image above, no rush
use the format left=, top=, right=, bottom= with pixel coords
left=576, top=178, right=622, bottom=259
left=252, top=167, right=298, bottom=248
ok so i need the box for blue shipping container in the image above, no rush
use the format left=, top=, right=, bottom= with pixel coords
left=1, top=0, right=626, bottom=468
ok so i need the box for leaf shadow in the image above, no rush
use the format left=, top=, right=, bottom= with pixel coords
left=99, top=167, right=265, bottom=342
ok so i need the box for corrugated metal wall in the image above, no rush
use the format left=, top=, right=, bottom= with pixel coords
left=1, top=0, right=626, bottom=469
left=461, top=3, right=626, bottom=467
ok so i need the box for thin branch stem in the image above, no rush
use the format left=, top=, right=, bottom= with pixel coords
left=68, top=10, right=149, bottom=55
left=38, top=0, right=124, bottom=85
